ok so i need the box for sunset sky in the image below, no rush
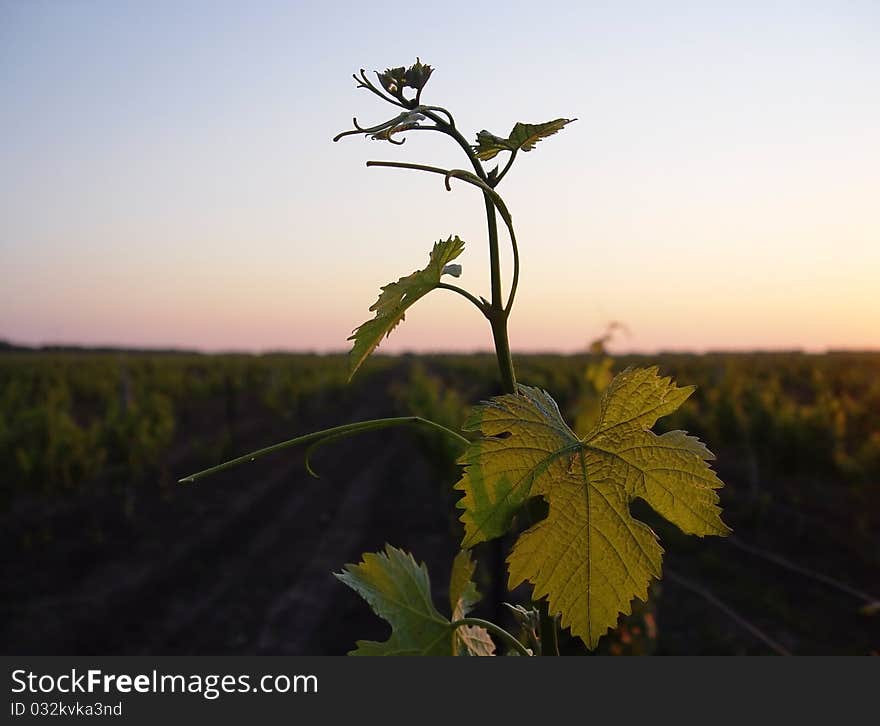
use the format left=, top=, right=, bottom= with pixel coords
left=2, top=1, right=878, bottom=354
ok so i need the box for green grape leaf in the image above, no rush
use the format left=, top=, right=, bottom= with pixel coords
left=348, top=236, right=465, bottom=380
left=473, top=131, right=510, bottom=161
left=449, top=549, right=495, bottom=656
left=335, top=545, right=453, bottom=656
left=454, top=367, right=731, bottom=648
left=473, top=119, right=575, bottom=161
left=336, top=544, right=495, bottom=656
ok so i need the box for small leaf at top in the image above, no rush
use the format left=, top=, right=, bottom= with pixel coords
left=348, top=236, right=465, bottom=380
left=377, top=66, right=407, bottom=95
left=473, top=118, right=576, bottom=161
left=454, top=367, right=731, bottom=648
left=377, top=58, right=434, bottom=105
left=335, top=544, right=495, bottom=656
left=404, top=58, right=434, bottom=91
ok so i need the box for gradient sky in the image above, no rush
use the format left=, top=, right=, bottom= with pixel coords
left=2, top=0, right=878, bottom=353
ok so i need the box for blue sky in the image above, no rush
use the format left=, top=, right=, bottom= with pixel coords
left=2, top=0, right=878, bottom=352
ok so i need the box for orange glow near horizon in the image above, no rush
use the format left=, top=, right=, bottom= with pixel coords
left=2, top=3, right=879, bottom=353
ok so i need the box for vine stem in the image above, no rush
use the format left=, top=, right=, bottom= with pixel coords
left=178, top=416, right=469, bottom=484
left=360, top=99, right=556, bottom=652
left=415, top=127, right=554, bottom=651
left=450, top=618, right=532, bottom=657
left=420, top=109, right=486, bottom=181
left=477, top=180, right=558, bottom=654
left=488, top=304, right=516, bottom=393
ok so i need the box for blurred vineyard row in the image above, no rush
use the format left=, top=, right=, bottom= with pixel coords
left=1, top=347, right=878, bottom=654
left=4, top=347, right=878, bottom=558
left=0, top=352, right=376, bottom=511
left=401, top=349, right=880, bottom=488
left=3, top=349, right=878, bottom=518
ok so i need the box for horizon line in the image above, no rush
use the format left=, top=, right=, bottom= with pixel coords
left=2, top=339, right=879, bottom=357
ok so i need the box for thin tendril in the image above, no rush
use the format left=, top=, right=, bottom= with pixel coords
left=179, top=416, right=469, bottom=484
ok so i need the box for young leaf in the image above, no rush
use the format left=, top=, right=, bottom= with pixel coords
left=377, top=58, right=434, bottom=105
left=449, top=549, right=495, bottom=656
left=454, top=367, right=731, bottom=648
left=335, top=544, right=495, bottom=656
left=348, top=236, right=465, bottom=380
left=473, top=119, right=576, bottom=161
left=403, top=58, right=433, bottom=91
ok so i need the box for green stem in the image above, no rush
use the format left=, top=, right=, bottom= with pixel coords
left=481, top=186, right=516, bottom=393
left=363, top=98, right=553, bottom=652
left=418, top=105, right=455, bottom=126
left=482, top=185, right=548, bottom=649
left=366, top=159, right=455, bottom=180
left=450, top=618, right=532, bottom=657
left=420, top=109, right=486, bottom=181
left=493, top=148, right=518, bottom=186
left=485, top=196, right=504, bottom=311
left=503, top=222, right=520, bottom=314
left=436, top=282, right=489, bottom=316
left=178, top=416, right=469, bottom=484
left=482, top=188, right=559, bottom=655
left=489, top=307, right=516, bottom=393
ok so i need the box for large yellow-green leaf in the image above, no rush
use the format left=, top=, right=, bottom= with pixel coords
left=347, top=236, right=465, bottom=380
left=454, top=367, right=731, bottom=648
left=473, top=119, right=575, bottom=161
left=335, top=544, right=494, bottom=656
